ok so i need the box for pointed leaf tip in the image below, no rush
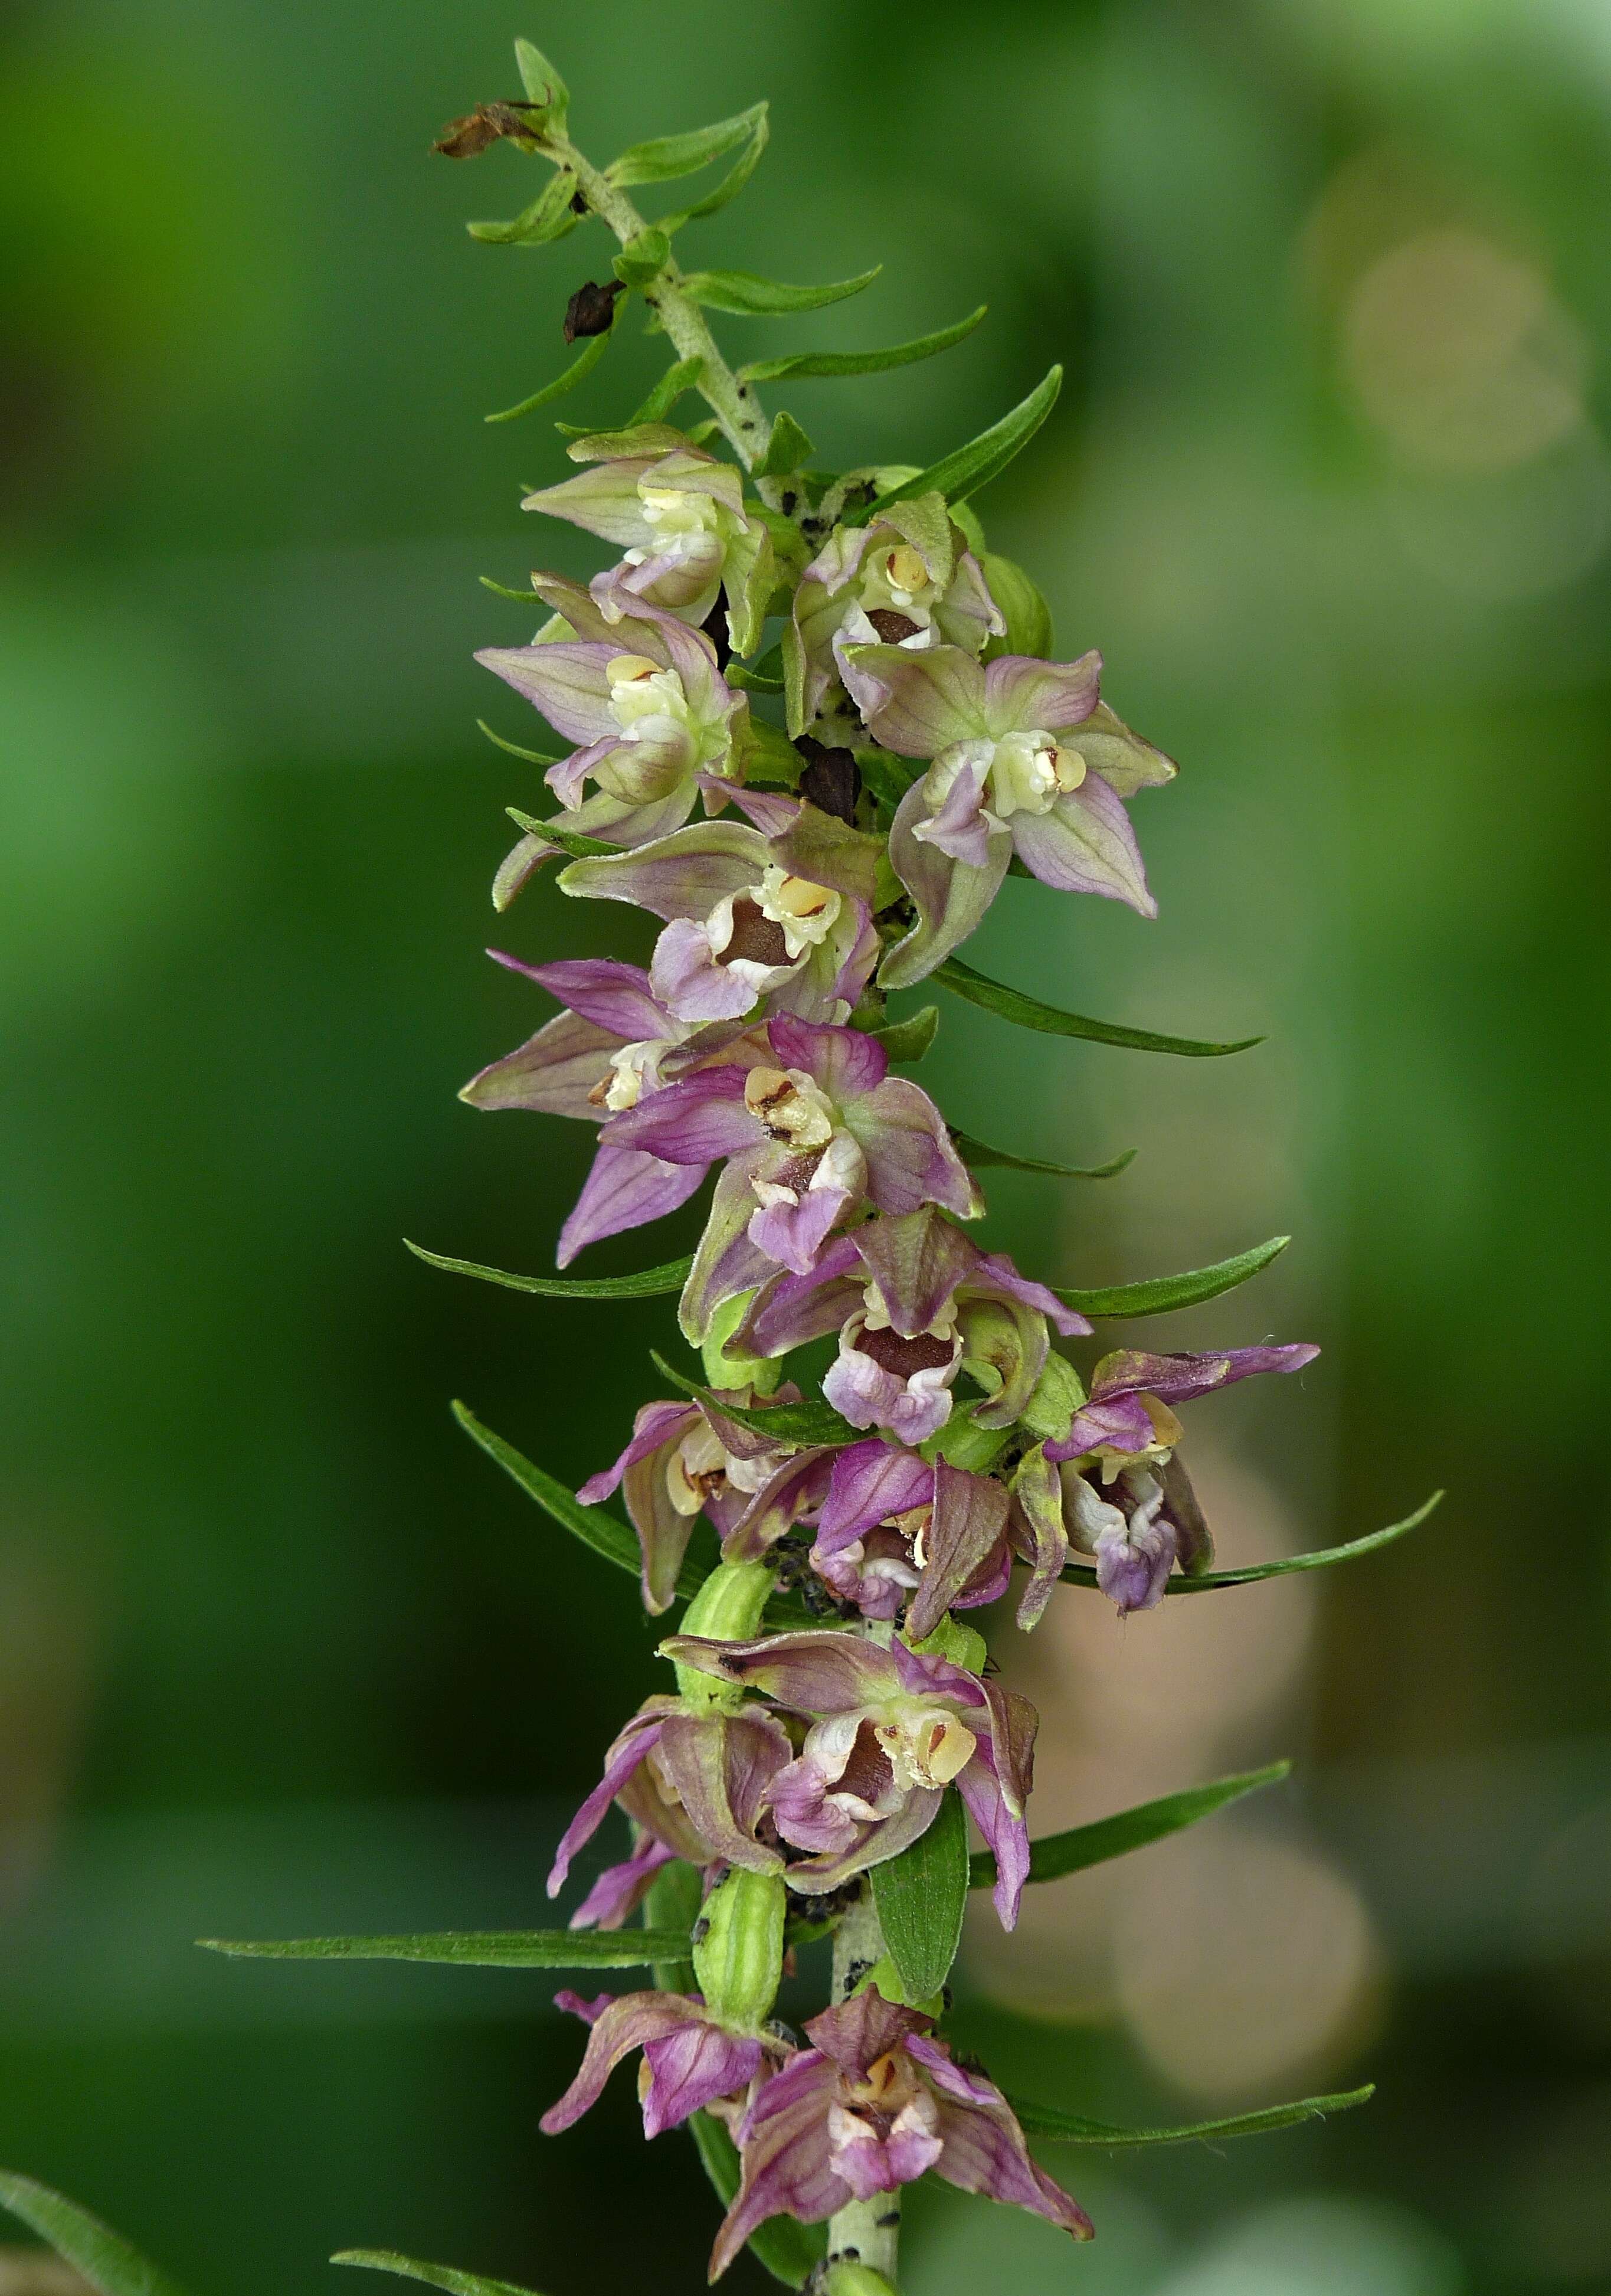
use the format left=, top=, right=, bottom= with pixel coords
left=335, top=2249, right=547, bottom=2296
left=1010, top=2084, right=1376, bottom=2148
left=970, top=1761, right=1291, bottom=1891
left=935, top=956, right=1262, bottom=1058
left=1052, top=1234, right=1289, bottom=1318
left=406, top=1241, right=695, bottom=1300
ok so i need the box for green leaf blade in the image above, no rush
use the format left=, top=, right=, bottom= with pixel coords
left=845, top=366, right=1062, bottom=525
left=1010, top=2085, right=1375, bottom=2148
left=741, top=306, right=988, bottom=382
left=969, top=1762, right=1291, bottom=1893
left=679, top=267, right=881, bottom=317
left=935, top=956, right=1262, bottom=1058
left=656, top=109, right=771, bottom=233
left=199, top=1929, right=693, bottom=1968
left=0, top=2174, right=193, bottom=2296
left=1059, top=1492, right=1445, bottom=1595
left=1052, top=1235, right=1289, bottom=1319
left=607, top=104, right=768, bottom=188
left=954, top=1132, right=1136, bottom=1180
left=486, top=331, right=611, bottom=426
left=649, top=1351, right=854, bottom=1449
left=335, top=2249, right=543, bottom=2296
left=629, top=356, right=705, bottom=426
left=407, top=1241, right=694, bottom=1300
left=872, top=1789, right=969, bottom=2001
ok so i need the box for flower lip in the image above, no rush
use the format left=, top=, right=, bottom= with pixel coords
left=854, top=1324, right=959, bottom=1378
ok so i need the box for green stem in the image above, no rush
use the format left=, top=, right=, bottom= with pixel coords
left=549, top=135, right=772, bottom=474
left=825, top=1886, right=901, bottom=2287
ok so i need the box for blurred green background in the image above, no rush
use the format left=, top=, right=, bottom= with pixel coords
left=2, top=1, right=1608, bottom=2291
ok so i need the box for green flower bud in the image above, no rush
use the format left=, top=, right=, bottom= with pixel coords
left=692, top=1867, right=785, bottom=2030
left=979, top=549, right=1053, bottom=659
left=1019, top=1349, right=1086, bottom=1445
left=702, top=1289, right=781, bottom=1393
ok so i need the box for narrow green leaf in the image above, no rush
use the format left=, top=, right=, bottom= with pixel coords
left=451, top=1399, right=705, bottom=1601
left=0, top=2173, right=192, bottom=2296
left=969, top=1762, right=1291, bottom=1892
left=479, top=575, right=543, bottom=604
left=954, top=1133, right=1136, bottom=1180
left=407, top=1241, right=695, bottom=1300
left=477, top=721, right=559, bottom=767
left=872, top=1790, right=968, bottom=2001
left=645, top=1857, right=702, bottom=1994
left=1059, top=1491, right=1443, bottom=1595
left=1052, top=1235, right=1289, bottom=1319
left=468, top=171, right=579, bottom=247
left=689, top=2113, right=824, bottom=2289
left=630, top=356, right=705, bottom=426
left=514, top=41, right=569, bottom=119
left=199, top=1929, right=693, bottom=1968
left=506, top=807, right=621, bottom=859
left=845, top=365, right=1062, bottom=525
left=757, top=410, right=814, bottom=477
left=935, top=956, right=1262, bottom=1058
left=335, top=2252, right=540, bottom=2296
left=486, top=331, right=611, bottom=426
left=1011, top=2086, right=1375, bottom=2148
left=679, top=267, right=881, bottom=317
left=741, top=306, right=988, bottom=382
left=869, top=1006, right=939, bottom=1063
left=649, top=1351, right=854, bottom=1449
left=656, top=106, right=771, bottom=233
left=607, top=104, right=768, bottom=189
left=613, top=228, right=670, bottom=289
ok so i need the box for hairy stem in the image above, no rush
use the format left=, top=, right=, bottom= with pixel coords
left=825, top=1885, right=900, bottom=2287
left=549, top=135, right=772, bottom=474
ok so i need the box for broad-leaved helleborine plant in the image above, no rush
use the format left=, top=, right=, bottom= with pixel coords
left=0, top=41, right=1445, bottom=2296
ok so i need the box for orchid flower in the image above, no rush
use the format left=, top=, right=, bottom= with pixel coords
left=457, top=950, right=759, bottom=1265
left=557, top=805, right=882, bottom=1026
left=548, top=1695, right=791, bottom=1916
left=542, top=1985, right=781, bottom=2141
left=1044, top=1344, right=1319, bottom=1613
left=807, top=1440, right=1013, bottom=1634
left=734, top=1205, right=1089, bottom=1443
left=662, top=1627, right=1037, bottom=1925
left=839, top=640, right=1175, bottom=986
left=784, top=489, right=1003, bottom=741
left=578, top=1387, right=801, bottom=1615
left=476, top=574, right=750, bottom=847
left=601, top=1016, right=981, bottom=1277
left=710, top=1988, right=1091, bottom=2276
left=520, top=425, right=775, bottom=655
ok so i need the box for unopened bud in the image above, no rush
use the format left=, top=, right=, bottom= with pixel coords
left=692, top=1867, right=785, bottom=2030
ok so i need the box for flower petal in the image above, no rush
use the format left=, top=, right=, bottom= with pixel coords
left=853, top=1206, right=977, bottom=1335
left=556, top=1139, right=709, bottom=1267
left=881, top=776, right=1011, bottom=991
left=567, top=1832, right=679, bottom=1932
left=560, top=820, right=772, bottom=923
left=903, top=2037, right=1093, bottom=2239
left=512, top=954, right=672, bottom=1041
left=1011, top=775, right=1155, bottom=914
left=981, top=650, right=1102, bottom=735
left=840, top=644, right=989, bottom=757
left=905, top=1462, right=1012, bottom=1641
left=602, top=1065, right=762, bottom=1166
left=662, top=1628, right=900, bottom=1715
left=548, top=1709, right=666, bottom=1896
left=460, top=1009, right=618, bottom=1120
left=815, top=1441, right=932, bottom=1553
left=844, top=1077, right=981, bottom=1219
left=475, top=640, right=618, bottom=744
left=739, top=1234, right=866, bottom=1357
left=710, top=2053, right=844, bottom=2278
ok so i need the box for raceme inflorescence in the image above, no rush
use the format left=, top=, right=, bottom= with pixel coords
left=0, top=42, right=1444, bottom=2296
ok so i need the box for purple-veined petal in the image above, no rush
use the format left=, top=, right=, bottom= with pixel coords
left=844, top=1077, right=981, bottom=1220
left=460, top=1009, right=619, bottom=1121
left=1093, top=1342, right=1319, bottom=1403
left=749, top=1180, right=853, bottom=1275
left=1066, top=697, right=1177, bottom=796
left=981, top=650, right=1102, bottom=735
left=476, top=640, right=620, bottom=744
left=840, top=643, right=990, bottom=758
left=521, top=457, right=659, bottom=547
left=568, top=1832, right=679, bottom=1931
left=602, top=1064, right=762, bottom=1166
left=1010, top=1445, right=1069, bottom=1630
left=816, top=1441, right=932, bottom=1553
left=823, top=1345, right=957, bottom=1445
left=560, top=820, right=771, bottom=922
left=1093, top=1494, right=1177, bottom=1615
left=709, top=2053, right=844, bottom=2278
left=739, top=1234, right=866, bottom=1357
left=721, top=1448, right=836, bottom=1566
left=780, top=1779, right=946, bottom=1894
left=767, top=1013, right=887, bottom=1101
left=908, top=751, right=999, bottom=871
left=901, top=2037, right=1093, bottom=2239
left=548, top=1710, right=666, bottom=1897
left=556, top=1139, right=709, bottom=1268
left=512, top=954, right=673, bottom=1042
left=641, top=2019, right=764, bottom=2138
left=577, top=1399, right=698, bottom=1506
left=852, top=1207, right=977, bottom=1335
left=679, top=1159, right=782, bottom=1348
left=1045, top=1394, right=1168, bottom=1463
left=971, top=1248, right=1092, bottom=1338
left=1011, top=774, right=1155, bottom=915
left=905, top=1462, right=1012, bottom=1641
left=545, top=732, right=619, bottom=810
left=955, top=1757, right=1030, bottom=1929
left=540, top=1988, right=746, bottom=2136
left=654, top=1710, right=790, bottom=1875
left=881, top=776, right=1012, bottom=992
left=493, top=828, right=562, bottom=912
left=649, top=917, right=765, bottom=1024
left=707, top=781, right=802, bottom=837
left=662, top=1628, right=900, bottom=1715
left=559, top=781, right=703, bottom=848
